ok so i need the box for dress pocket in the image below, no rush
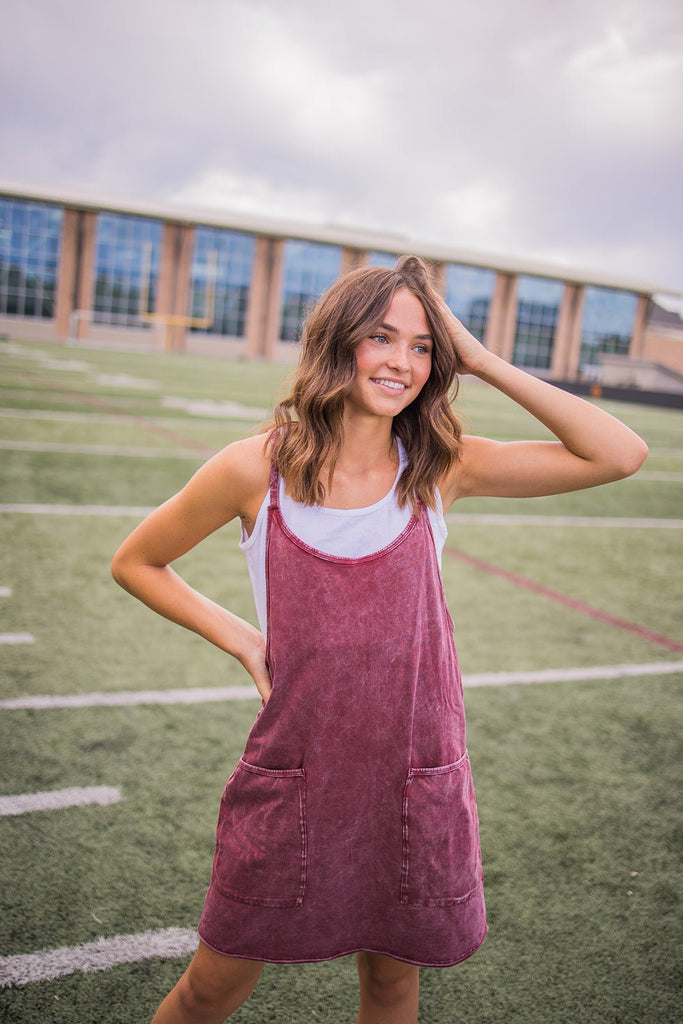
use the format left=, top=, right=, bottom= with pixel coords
left=211, top=758, right=307, bottom=908
left=401, top=751, right=482, bottom=907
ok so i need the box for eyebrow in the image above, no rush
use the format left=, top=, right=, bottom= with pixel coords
left=378, top=321, right=433, bottom=341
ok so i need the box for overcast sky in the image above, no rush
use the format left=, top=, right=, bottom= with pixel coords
left=3, top=0, right=682, bottom=305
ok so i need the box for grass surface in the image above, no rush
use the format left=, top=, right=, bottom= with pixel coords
left=1, top=338, right=681, bottom=1022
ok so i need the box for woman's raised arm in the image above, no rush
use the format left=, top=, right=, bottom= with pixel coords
left=439, top=305, right=649, bottom=507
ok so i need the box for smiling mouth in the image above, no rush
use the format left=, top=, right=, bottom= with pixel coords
left=371, top=378, right=407, bottom=391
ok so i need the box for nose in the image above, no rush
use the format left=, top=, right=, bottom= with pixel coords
left=387, top=343, right=410, bottom=373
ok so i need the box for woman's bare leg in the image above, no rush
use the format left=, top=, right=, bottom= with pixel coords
left=355, top=952, right=419, bottom=1024
left=151, top=941, right=264, bottom=1024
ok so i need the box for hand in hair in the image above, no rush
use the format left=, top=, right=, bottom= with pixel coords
left=433, top=295, right=490, bottom=376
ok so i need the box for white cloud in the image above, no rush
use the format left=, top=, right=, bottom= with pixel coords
left=172, top=170, right=331, bottom=223
left=435, top=182, right=514, bottom=246
left=565, top=26, right=682, bottom=135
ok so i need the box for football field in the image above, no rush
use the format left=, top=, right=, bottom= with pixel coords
left=1, top=337, right=681, bottom=1022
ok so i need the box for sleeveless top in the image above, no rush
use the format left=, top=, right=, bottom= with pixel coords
left=240, top=440, right=448, bottom=635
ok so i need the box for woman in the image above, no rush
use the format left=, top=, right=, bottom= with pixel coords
left=112, top=256, right=647, bottom=1023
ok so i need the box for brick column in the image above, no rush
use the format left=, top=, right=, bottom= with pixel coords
left=629, top=295, right=650, bottom=359
left=566, top=285, right=586, bottom=380
left=155, top=223, right=195, bottom=352
left=55, top=208, right=79, bottom=339
left=430, top=261, right=447, bottom=296
left=245, top=237, right=285, bottom=358
left=340, top=248, right=362, bottom=277
left=66, top=210, right=98, bottom=341
left=173, top=224, right=195, bottom=352
left=264, top=238, right=285, bottom=355
left=155, top=222, right=174, bottom=349
left=485, top=272, right=517, bottom=361
left=551, top=283, right=584, bottom=381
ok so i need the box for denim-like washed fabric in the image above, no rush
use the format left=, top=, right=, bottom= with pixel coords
left=198, top=465, right=487, bottom=966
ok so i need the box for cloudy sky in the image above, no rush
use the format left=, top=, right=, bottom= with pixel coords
left=3, top=0, right=682, bottom=304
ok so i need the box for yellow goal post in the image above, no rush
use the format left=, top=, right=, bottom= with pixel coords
left=68, top=244, right=219, bottom=351
left=138, top=243, right=218, bottom=351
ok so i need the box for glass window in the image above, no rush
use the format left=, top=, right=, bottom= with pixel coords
left=0, top=197, right=63, bottom=319
left=512, top=275, right=564, bottom=369
left=580, top=286, right=638, bottom=373
left=280, top=240, right=342, bottom=341
left=188, top=227, right=255, bottom=337
left=93, top=212, right=162, bottom=326
left=444, top=263, right=496, bottom=339
left=366, top=250, right=400, bottom=267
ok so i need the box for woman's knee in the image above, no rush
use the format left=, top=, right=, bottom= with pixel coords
left=177, top=944, right=263, bottom=1020
left=357, top=952, right=419, bottom=1006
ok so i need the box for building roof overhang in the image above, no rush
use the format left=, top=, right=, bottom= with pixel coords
left=1, top=178, right=678, bottom=298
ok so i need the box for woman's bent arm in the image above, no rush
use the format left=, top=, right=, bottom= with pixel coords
left=440, top=311, right=648, bottom=505
left=111, top=435, right=272, bottom=702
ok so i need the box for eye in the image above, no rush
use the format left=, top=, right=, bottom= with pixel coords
left=370, top=333, right=389, bottom=344
left=414, top=343, right=432, bottom=355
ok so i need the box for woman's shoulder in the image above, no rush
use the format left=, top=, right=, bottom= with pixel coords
left=221, top=432, right=273, bottom=524
left=181, top=432, right=272, bottom=525
left=222, top=432, right=272, bottom=472
left=211, top=432, right=272, bottom=494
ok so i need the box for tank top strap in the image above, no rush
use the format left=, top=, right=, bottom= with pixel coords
left=268, top=461, right=280, bottom=511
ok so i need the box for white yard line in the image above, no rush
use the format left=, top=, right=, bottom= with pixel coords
left=0, top=786, right=122, bottom=817
left=0, top=504, right=154, bottom=517
left=636, top=471, right=683, bottom=482
left=2, top=503, right=682, bottom=528
left=0, top=927, right=197, bottom=988
left=3, top=439, right=682, bottom=479
left=0, top=633, right=35, bottom=644
left=0, top=440, right=203, bottom=459
left=447, top=513, right=683, bottom=528
left=0, top=408, right=129, bottom=424
left=0, top=587, right=12, bottom=597
left=462, top=660, right=683, bottom=687
left=0, top=407, right=258, bottom=428
left=1, top=663, right=681, bottom=711
left=0, top=686, right=258, bottom=709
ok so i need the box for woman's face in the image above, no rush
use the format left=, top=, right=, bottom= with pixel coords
left=345, top=288, right=433, bottom=422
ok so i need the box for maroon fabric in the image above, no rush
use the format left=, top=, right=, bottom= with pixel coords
left=198, top=466, right=487, bottom=966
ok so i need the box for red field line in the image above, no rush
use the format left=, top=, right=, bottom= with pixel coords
left=445, top=546, right=683, bottom=654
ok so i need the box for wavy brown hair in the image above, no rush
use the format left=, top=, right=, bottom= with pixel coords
left=269, top=255, right=464, bottom=510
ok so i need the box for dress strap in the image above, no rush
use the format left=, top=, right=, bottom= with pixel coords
left=268, top=461, right=280, bottom=511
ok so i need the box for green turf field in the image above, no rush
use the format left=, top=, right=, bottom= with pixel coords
left=1, top=338, right=681, bottom=1022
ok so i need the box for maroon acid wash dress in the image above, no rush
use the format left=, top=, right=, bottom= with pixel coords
left=198, top=466, right=487, bottom=966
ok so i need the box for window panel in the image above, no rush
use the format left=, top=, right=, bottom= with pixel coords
left=366, top=250, right=400, bottom=267
left=512, top=275, right=564, bottom=370
left=445, top=263, right=496, bottom=339
left=280, top=240, right=342, bottom=341
left=0, top=198, right=63, bottom=319
left=188, top=226, right=256, bottom=337
left=580, top=286, right=638, bottom=372
left=93, top=212, right=162, bottom=326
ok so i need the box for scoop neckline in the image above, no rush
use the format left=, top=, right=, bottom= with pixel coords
left=273, top=504, right=420, bottom=564
left=280, top=442, right=406, bottom=517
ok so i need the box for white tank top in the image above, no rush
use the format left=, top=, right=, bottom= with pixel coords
left=240, top=441, right=448, bottom=637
